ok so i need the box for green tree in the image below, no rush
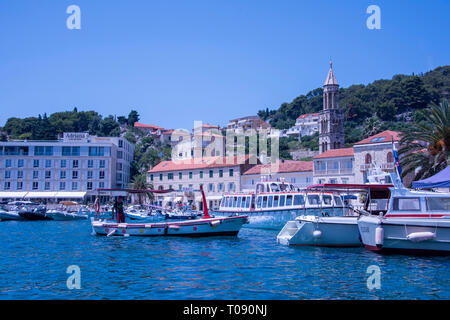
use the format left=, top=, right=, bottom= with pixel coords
left=399, top=99, right=450, bottom=182
left=129, top=173, right=154, bottom=204
left=127, top=110, right=140, bottom=127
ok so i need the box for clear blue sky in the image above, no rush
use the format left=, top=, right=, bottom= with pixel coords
left=0, top=0, right=448, bottom=131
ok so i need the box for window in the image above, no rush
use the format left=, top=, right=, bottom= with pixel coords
left=228, top=183, right=235, bottom=192
left=268, top=196, right=273, bottom=208
left=4, top=171, right=11, bottom=179
left=150, top=174, right=154, bottom=181
left=208, top=183, right=214, bottom=192
left=117, top=151, right=123, bottom=159
left=98, top=182, right=105, bottom=189
left=45, top=171, right=51, bottom=179
left=34, top=146, right=53, bottom=156
left=99, top=171, right=105, bottom=179
left=117, top=173, right=123, bottom=182
left=45, top=182, right=50, bottom=190
left=45, top=160, right=52, bottom=168
left=59, top=182, right=66, bottom=190
left=179, top=172, right=182, bottom=179
left=365, top=154, right=372, bottom=164
left=32, top=182, right=38, bottom=190
left=229, top=169, right=234, bottom=177
left=322, top=195, right=332, bottom=205
left=72, top=160, right=79, bottom=168
left=87, top=171, right=93, bottom=179
left=99, top=160, right=106, bottom=168
left=280, top=195, right=285, bottom=206
left=178, top=185, right=183, bottom=191
left=72, top=182, right=78, bottom=190
left=218, top=183, right=224, bottom=192
left=118, top=140, right=123, bottom=148
left=17, top=182, right=23, bottom=190
left=72, top=171, right=79, bottom=179
left=33, top=160, right=39, bottom=168
left=426, top=197, right=450, bottom=211
left=88, top=160, right=94, bottom=168
left=199, top=171, right=203, bottom=179
left=237, top=197, right=242, bottom=208
left=33, top=171, right=39, bottom=179
left=160, top=174, right=163, bottom=181
left=17, top=171, right=23, bottom=179
left=4, top=182, right=10, bottom=190
left=60, top=171, right=66, bottom=179
left=168, top=173, right=174, bottom=180
left=60, top=160, right=67, bottom=168
left=387, top=152, right=394, bottom=163
left=334, top=196, right=343, bottom=206
left=257, top=196, right=262, bottom=208
left=294, top=195, right=305, bottom=206
left=18, top=159, right=24, bottom=168
left=5, top=159, right=12, bottom=168
left=87, top=182, right=93, bottom=190
left=286, top=195, right=293, bottom=206
left=262, top=196, right=268, bottom=208
left=219, top=170, right=223, bottom=178
left=393, top=197, right=421, bottom=211
left=209, top=170, right=213, bottom=178
left=62, top=146, right=80, bottom=156
left=308, top=195, right=321, bottom=205
left=189, top=172, right=193, bottom=179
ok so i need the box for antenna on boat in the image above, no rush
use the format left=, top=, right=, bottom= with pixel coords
left=199, top=185, right=210, bottom=219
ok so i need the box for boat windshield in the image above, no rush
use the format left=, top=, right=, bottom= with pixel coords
left=426, top=197, right=450, bottom=211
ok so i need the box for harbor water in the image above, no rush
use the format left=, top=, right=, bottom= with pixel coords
left=1, top=219, right=449, bottom=299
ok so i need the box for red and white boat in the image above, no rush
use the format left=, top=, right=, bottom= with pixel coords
left=91, top=186, right=248, bottom=237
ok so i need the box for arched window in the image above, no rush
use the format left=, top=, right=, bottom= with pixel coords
left=365, top=154, right=372, bottom=164
left=387, top=152, right=394, bottom=163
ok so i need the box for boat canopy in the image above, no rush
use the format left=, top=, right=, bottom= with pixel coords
left=412, top=166, right=450, bottom=189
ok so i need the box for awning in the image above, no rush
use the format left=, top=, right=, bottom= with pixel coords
left=0, top=192, right=28, bottom=198
left=55, top=192, right=87, bottom=199
left=412, top=166, right=450, bottom=189
left=24, top=192, right=58, bottom=199
left=206, top=195, right=222, bottom=200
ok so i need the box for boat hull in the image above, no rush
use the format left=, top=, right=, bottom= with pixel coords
left=47, top=211, right=88, bottom=221
left=91, top=215, right=248, bottom=237
left=277, top=216, right=361, bottom=247
left=358, top=215, right=450, bottom=254
left=215, top=207, right=346, bottom=230
left=18, top=211, right=53, bottom=221
left=0, top=211, right=23, bottom=221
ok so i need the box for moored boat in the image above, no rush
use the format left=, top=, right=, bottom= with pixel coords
left=216, top=180, right=346, bottom=229
left=92, top=185, right=248, bottom=237
left=0, top=209, right=23, bottom=221
left=18, top=206, right=52, bottom=221
left=46, top=209, right=88, bottom=221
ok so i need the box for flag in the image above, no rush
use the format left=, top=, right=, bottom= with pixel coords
left=392, top=141, right=402, bottom=180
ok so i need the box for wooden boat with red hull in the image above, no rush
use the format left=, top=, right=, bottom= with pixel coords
left=91, top=186, right=248, bottom=237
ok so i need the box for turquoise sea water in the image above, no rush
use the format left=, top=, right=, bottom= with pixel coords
left=0, top=219, right=449, bottom=300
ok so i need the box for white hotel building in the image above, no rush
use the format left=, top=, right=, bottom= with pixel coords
left=0, top=132, right=134, bottom=202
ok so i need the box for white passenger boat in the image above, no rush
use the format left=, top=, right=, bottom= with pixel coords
left=358, top=172, right=450, bottom=254
left=92, top=186, right=248, bottom=237
left=216, top=181, right=346, bottom=229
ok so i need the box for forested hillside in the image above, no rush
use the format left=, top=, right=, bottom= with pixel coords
left=259, top=65, right=450, bottom=145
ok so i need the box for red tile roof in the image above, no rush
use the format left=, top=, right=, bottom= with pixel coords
left=354, top=130, right=401, bottom=145
left=134, top=122, right=164, bottom=130
left=313, top=147, right=354, bottom=159
left=243, top=160, right=313, bottom=175
left=297, top=113, right=319, bottom=120
left=148, top=155, right=256, bottom=173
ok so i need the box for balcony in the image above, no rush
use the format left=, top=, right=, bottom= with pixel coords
left=314, top=168, right=353, bottom=176
left=359, top=162, right=394, bottom=171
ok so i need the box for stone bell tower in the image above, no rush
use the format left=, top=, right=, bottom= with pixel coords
left=319, top=61, right=345, bottom=154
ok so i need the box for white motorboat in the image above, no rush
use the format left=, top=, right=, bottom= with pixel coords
left=125, top=205, right=154, bottom=220
left=46, top=209, right=88, bottom=221
left=216, top=180, right=346, bottom=229
left=278, top=215, right=361, bottom=247
left=0, top=209, right=23, bottom=221
left=358, top=172, right=450, bottom=254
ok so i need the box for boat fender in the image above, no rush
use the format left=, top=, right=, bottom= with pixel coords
left=210, top=220, right=221, bottom=227
left=375, top=227, right=384, bottom=248
left=406, top=232, right=436, bottom=242
left=107, top=229, right=116, bottom=237
left=313, top=230, right=322, bottom=238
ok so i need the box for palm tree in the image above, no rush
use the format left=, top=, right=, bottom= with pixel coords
left=129, top=173, right=154, bottom=204
left=399, top=99, right=450, bottom=181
